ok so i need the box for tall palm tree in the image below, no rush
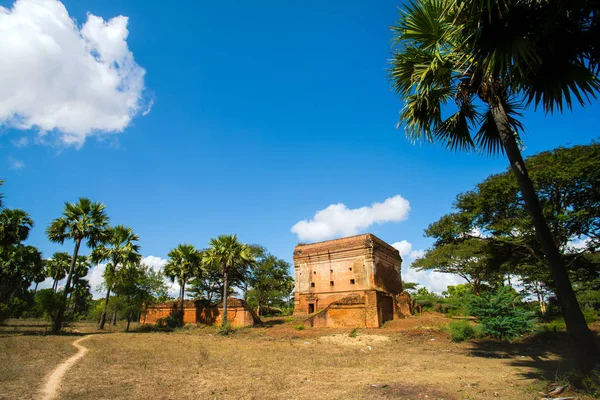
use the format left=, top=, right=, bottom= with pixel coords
left=163, top=244, right=203, bottom=326
left=91, top=225, right=141, bottom=329
left=203, top=235, right=255, bottom=326
left=46, top=252, right=71, bottom=292
left=389, top=0, right=599, bottom=371
left=46, top=198, right=109, bottom=333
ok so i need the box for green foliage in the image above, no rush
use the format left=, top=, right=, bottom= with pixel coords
left=348, top=328, right=358, bottom=338
left=217, top=321, right=234, bottom=336
left=246, top=254, right=293, bottom=316
left=0, top=302, right=9, bottom=324
left=582, top=308, right=598, bottom=324
left=35, top=289, right=67, bottom=332
left=537, top=319, right=567, bottom=333
left=156, top=313, right=180, bottom=330
left=295, top=323, right=305, bottom=331
left=470, top=287, right=535, bottom=341
left=446, top=321, right=479, bottom=342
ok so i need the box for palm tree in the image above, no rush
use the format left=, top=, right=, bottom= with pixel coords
left=389, top=0, right=600, bottom=371
left=0, top=208, right=34, bottom=247
left=91, top=225, right=141, bottom=329
left=46, top=252, right=70, bottom=292
left=203, top=235, right=255, bottom=326
left=46, top=198, right=109, bottom=333
left=163, top=244, right=203, bottom=326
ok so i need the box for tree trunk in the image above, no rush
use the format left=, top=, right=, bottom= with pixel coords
left=52, top=238, right=81, bottom=334
left=222, top=268, right=229, bottom=326
left=111, top=310, right=117, bottom=326
left=490, top=101, right=599, bottom=372
left=33, top=282, right=39, bottom=294
left=126, top=314, right=131, bottom=332
left=179, top=279, right=186, bottom=327
left=98, top=287, right=111, bottom=330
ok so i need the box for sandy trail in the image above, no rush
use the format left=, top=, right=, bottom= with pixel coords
left=39, top=335, right=91, bottom=400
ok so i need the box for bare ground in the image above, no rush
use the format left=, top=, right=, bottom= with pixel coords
left=0, top=314, right=598, bottom=400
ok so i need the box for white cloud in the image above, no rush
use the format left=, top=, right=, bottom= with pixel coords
left=409, top=249, right=425, bottom=259
left=0, top=0, right=148, bottom=147
left=291, top=195, right=411, bottom=242
left=8, top=156, right=24, bottom=169
left=392, top=240, right=413, bottom=257
left=394, top=240, right=465, bottom=293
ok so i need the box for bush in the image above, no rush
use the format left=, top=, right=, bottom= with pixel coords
left=447, top=320, right=478, bottom=342
left=0, top=302, right=9, bottom=325
left=35, top=289, right=67, bottom=333
left=295, top=323, right=305, bottom=331
left=537, top=319, right=566, bottom=332
left=217, top=321, right=234, bottom=336
left=348, top=328, right=358, bottom=338
left=582, top=308, right=599, bottom=324
left=469, top=286, right=535, bottom=341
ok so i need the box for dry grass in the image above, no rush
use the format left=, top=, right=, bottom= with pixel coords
left=1, top=314, right=598, bottom=400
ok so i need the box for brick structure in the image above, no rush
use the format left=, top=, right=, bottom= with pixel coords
left=293, top=233, right=408, bottom=328
left=140, top=298, right=260, bottom=327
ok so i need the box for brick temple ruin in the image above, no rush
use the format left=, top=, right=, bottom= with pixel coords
left=140, top=298, right=260, bottom=327
left=293, top=233, right=411, bottom=328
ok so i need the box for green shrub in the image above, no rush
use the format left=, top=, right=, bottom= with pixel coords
left=447, top=320, right=477, bottom=342
left=295, top=323, right=305, bottom=331
left=469, top=286, right=535, bottom=341
left=348, top=328, right=358, bottom=338
left=582, top=308, right=599, bottom=324
left=217, top=321, right=234, bottom=336
left=538, top=319, right=566, bottom=332
left=0, top=302, right=9, bottom=325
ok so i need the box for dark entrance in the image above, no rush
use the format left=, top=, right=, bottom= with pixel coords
left=308, top=303, right=315, bottom=313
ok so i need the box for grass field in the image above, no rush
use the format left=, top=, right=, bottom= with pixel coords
left=1, top=314, right=598, bottom=400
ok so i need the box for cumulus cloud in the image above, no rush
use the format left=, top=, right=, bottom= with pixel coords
left=394, top=239, right=465, bottom=293
left=291, top=195, right=411, bottom=242
left=0, top=0, right=148, bottom=147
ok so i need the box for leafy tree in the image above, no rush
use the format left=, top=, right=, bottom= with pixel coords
left=188, top=260, right=223, bottom=302
left=46, top=198, right=109, bottom=333
left=413, top=238, right=502, bottom=295
left=246, top=254, right=293, bottom=316
left=113, top=263, right=168, bottom=331
left=389, top=1, right=600, bottom=369
left=0, top=204, right=43, bottom=323
left=203, top=235, right=255, bottom=326
left=91, top=225, right=141, bottom=329
left=163, top=244, right=203, bottom=326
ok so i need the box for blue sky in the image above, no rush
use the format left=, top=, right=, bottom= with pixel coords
left=1, top=0, right=599, bottom=295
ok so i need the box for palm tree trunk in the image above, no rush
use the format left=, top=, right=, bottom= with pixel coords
left=490, top=101, right=599, bottom=372
left=98, top=287, right=111, bottom=329
left=222, top=269, right=229, bottom=326
left=52, top=238, right=81, bottom=334
left=179, top=279, right=186, bottom=327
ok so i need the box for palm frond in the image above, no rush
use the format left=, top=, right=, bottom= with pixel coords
left=434, top=97, right=479, bottom=151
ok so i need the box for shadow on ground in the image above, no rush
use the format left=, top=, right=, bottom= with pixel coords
left=467, top=329, right=600, bottom=381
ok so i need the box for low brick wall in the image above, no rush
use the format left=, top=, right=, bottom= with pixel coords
left=140, top=298, right=260, bottom=327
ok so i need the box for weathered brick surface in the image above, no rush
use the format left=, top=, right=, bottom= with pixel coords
left=140, top=298, right=260, bottom=327
left=294, top=234, right=405, bottom=327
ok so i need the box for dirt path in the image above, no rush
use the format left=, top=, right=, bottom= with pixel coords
left=39, top=335, right=91, bottom=400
